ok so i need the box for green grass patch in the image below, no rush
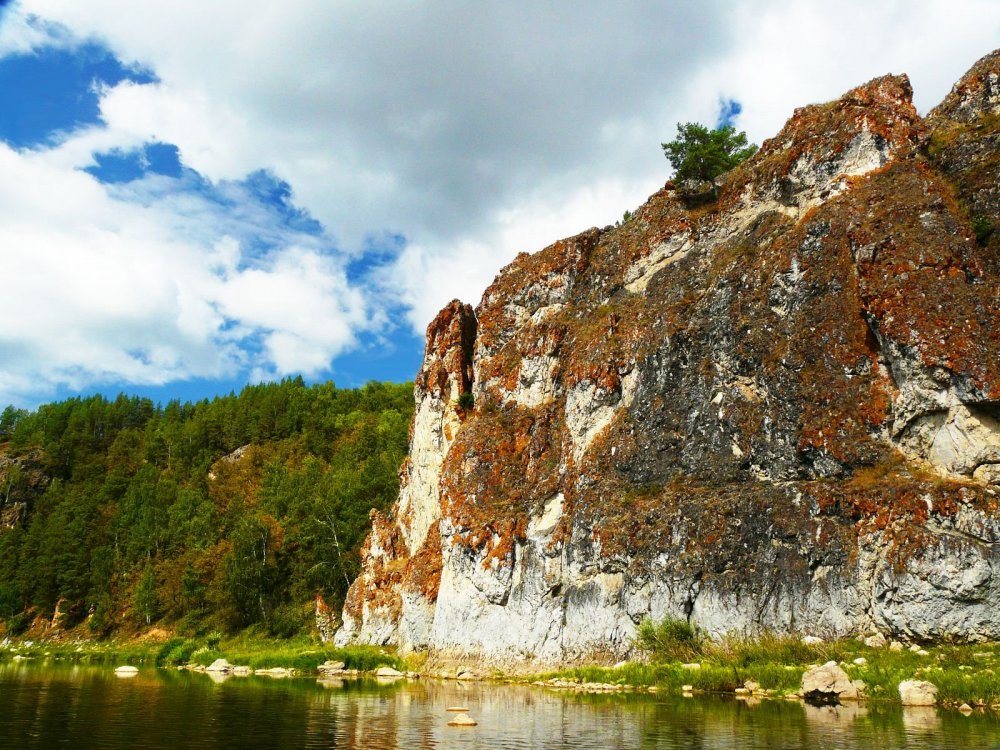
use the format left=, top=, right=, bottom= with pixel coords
left=0, top=638, right=161, bottom=665
left=529, top=619, right=1000, bottom=707
left=0, top=630, right=405, bottom=674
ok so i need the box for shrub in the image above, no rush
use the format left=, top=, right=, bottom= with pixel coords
left=634, top=616, right=705, bottom=662
left=266, top=603, right=306, bottom=638
left=457, top=391, right=475, bottom=410
left=156, top=637, right=199, bottom=666
left=4, top=612, right=30, bottom=636
left=972, top=215, right=995, bottom=245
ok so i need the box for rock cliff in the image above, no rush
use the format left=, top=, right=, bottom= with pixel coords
left=336, top=51, right=1000, bottom=666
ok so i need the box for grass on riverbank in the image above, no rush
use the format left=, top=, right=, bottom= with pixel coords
left=0, top=631, right=405, bottom=673
left=156, top=632, right=405, bottom=672
left=529, top=620, right=1000, bottom=708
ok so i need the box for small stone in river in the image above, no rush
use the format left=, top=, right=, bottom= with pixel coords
left=114, top=665, right=139, bottom=676
left=206, top=658, right=232, bottom=673
left=959, top=703, right=973, bottom=714
left=681, top=684, right=693, bottom=692
left=447, top=710, right=477, bottom=727
left=375, top=666, right=403, bottom=678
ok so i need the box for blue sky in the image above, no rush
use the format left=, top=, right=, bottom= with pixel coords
left=0, top=2, right=998, bottom=409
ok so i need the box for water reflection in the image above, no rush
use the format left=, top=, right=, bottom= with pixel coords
left=0, top=662, right=999, bottom=749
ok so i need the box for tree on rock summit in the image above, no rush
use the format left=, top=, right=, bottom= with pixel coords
left=662, top=122, right=757, bottom=182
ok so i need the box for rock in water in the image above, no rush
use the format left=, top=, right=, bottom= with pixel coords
left=114, top=666, right=139, bottom=676
left=899, top=680, right=938, bottom=706
left=336, top=49, right=1000, bottom=668
left=447, top=710, right=478, bottom=727
left=801, top=662, right=859, bottom=703
left=375, top=666, right=403, bottom=678
left=205, top=659, right=232, bottom=673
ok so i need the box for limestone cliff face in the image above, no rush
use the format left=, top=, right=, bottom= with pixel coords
left=337, top=52, right=1000, bottom=664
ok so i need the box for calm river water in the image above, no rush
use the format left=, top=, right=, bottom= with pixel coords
left=1, top=662, right=1000, bottom=749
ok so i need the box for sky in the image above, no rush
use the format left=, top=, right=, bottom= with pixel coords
left=0, top=1, right=998, bottom=409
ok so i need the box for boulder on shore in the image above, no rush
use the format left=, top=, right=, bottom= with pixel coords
left=801, top=661, right=859, bottom=703
left=899, top=680, right=938, bottom=706
left=206, top=658, right=232, bottom=673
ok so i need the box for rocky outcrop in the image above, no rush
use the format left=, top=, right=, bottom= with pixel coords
left=336, top=301, right=475, bottom=649
left=0, top=450, right=49, bottom=531
left=338, top=51, right=1000, bottom=667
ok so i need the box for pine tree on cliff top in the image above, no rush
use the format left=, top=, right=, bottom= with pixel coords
left=662, top=122, right=757, bottom=182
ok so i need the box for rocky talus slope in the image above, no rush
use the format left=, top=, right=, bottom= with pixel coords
left=336, top=51, right=1000, bottom=666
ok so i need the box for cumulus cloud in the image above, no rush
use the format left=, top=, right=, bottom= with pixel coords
left=1, top=1, right=999, bottom=403
left=12, top=0, right=738, bottom=326
left=0, top=134, right=369, bottom=405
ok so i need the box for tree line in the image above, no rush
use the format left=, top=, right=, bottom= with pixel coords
left=0, top=377, right=413, bottom=638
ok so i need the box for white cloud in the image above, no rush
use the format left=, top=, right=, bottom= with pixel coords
left=13, top=0, right=738, bottom=319
left=0, top=4, right=53, bottom=56
left=705, top=1, right=1000, bottom=150
left=1, top=0, right=999, bottom=403
left=0, top=136, right=369, bottom=405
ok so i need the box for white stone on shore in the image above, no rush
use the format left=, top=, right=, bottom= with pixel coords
left=899, top=680, right=938, bottom=706
left=801, top=661, right=859, bottom=702
left=256, top=667, right=292, bottom=677
left=375, top=666, right=403, bottom=678
left=863, top=633, right=887, bottom=648
left=206, top=658, right=232, bottom=673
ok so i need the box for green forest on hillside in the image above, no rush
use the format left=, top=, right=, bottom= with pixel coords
left=0, top=378, right=413, bottom=639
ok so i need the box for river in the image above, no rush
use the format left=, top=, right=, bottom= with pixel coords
left=1, top=662, right=999, bottom=749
